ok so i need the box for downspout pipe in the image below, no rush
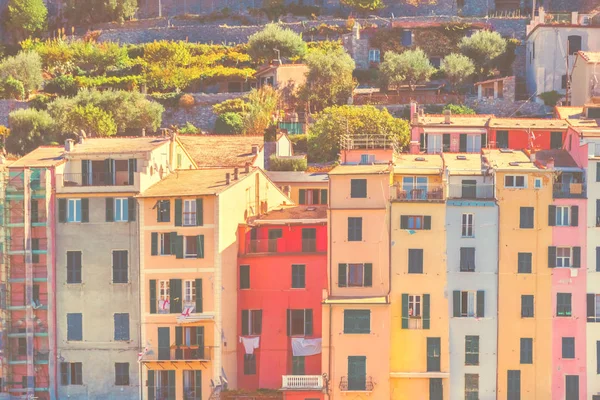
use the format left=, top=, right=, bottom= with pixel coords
left=327, top=175, right=333, bottom=400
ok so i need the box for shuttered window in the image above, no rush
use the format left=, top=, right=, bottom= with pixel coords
left=112, top=250, right=128, bottom=283
left=344, top=310, right=370, bottom=334
left=292, top=264, right=305, bottom=289
left=66, top=251, right=82, bottom=284
left=348, top=217, right=362, bottom=241
left=557, top=293, right=572, bottom=316
left=521, top=295, right=534, bottom=318
left=460, top=247, right=476, bottom=272
left=67, top=313, right=82, bottom=341
left=507, top=370, right=521, bottom=400
left=350, top=179, right=367, bottom=198
left=562, top=337, right=575, bottom=358
left=408, top=249, right=424, bottom=274
left=114, top=313, right=130, bottom=341
left=465, top=336, right=479, bottom=365
left=239, top=265, right=250, bottom=289
left=519, top=207, right=534, bottom=228
left=520, top=338, right=533, bottom=364
left=518, top=253, right=532, bottom=273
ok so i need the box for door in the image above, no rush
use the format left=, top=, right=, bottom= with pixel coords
left=427, top=338, right=441, bottom=372
left=429, top=378, right=443, bottom=400
left=551, top=131, right=563, bottom=149
left=348, top=356, right=366, bottom=391
left=416, top=177, right=428, bottom=200
left=403, top=177, right=414, bottom=199
left=268, top=229, right=283, bottom=252
left=461, top=180, right=477, bottom=199
left=158, top=328, right=170, bottom=360
left=565, top=375, right=579, bottom=400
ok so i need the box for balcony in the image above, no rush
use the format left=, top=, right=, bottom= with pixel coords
left=242, top=238, right=324, bottom=255
left=61, top=172, right=133, bottom=187
left=282, top=375, right=323, bottom=390
left=141, top=346, right=212, bottom=362
left=553, top=182, right=586, bottom=199
left=390, top=183, right=444, bottom=202
left=447, top=183, right=494, bottom=200
left=408, top=317, right=422, bottom=329
left=339, top=376, right=374, bottom=392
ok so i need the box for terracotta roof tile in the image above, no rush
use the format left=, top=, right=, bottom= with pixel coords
left=534, top=149, right=579, bottom=168
left=416, top=115, right=491, bottom=127
left=254, top=205, right=327, bottom=222
left=67, top=137, right=171, bottom=154
left=178, top=135, right=263, bottom=168
left=9, top=146, right=65, bottom=168
left=139, top=168, right=252, bottom=197
left=489, top=118, right=569, bottom=130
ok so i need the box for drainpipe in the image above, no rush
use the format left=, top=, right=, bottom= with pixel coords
left=327, top=176, right=333, bottom=400
left=51, top=168, right=58, bottom=400
left=495, top=173, right=500, bottom=399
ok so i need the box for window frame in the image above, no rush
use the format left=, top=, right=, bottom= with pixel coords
left=465, top=374, right=479, bottom=400
left=115, top=362, right=130, bottom=386
left=66, top=251, right=82, bottom=284
left=244, top=354, right=257, bottom=375
left=157, top=200, right=170, bottom=222
left=408, top=249, right=424, bottom=274
left=183, top=199, right=197, bottom=226
left=158, top=280, right=170, bottom=313
left=556, top=247, right=572, bottom=268
left=113, top=198, right=129, bottom=222
left=159, top=233, right=172, bottom=256
left=347, top=263, right=369, bottom=287
left=562, top=337, right=575, bottom=359
left=520, top=207, right=534, bottom=229
left=291, top=264, right=306, bottom=289
left=114, top=313, right=130, bottom=341
left=555, top=206, right=570, bottom=226
left=518, top=252, right=532, bottom=274
left=557, top=293, right=572, bottom=317
left=461, top=213, right=474, bottom=237
left=521, top=295, right=534, bottom=318
left=61, top=362, right=83, bottom=386
left=460, top=247, right=476, bottom=272
left=459, top=291, right=478, bottom=317
left=520, top=337, right=533, bottom=364
left=505, top=175, right=526, bottom=188
left=67, top=199, right=82, bottom=223
left=112, top=250, right=128, bottom=284
left=289, top=309, right=312, bottom=336
left=243, top=309, right=262, bottom=336
left=348, top=217, right=363, bottom=242
left=465, top=335, right=480, bottom=366
left=368, top=49, right=380, bottom=63
left=184, top=236, right=198, bottom=258
left=408, top=295, right=421, bottom=318
left=183, top=280, right=196, bottom=308
left=67, top=313, right=82, bottom=341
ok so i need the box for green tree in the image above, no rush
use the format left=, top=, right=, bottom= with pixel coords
left=340, top=0, right=384, bottom=12
left=215, top=112, right=244, bottom=134
left=247, top=23, right=307, bottom=62
left=64, top=0, right=137, bottom=24
left=1, top=77, right=25, bottom=100
left=308, top=105, right=410, bottom=162
left=440, top=53, right=475, bottom=92
left=5, top=108, right=56, bottom=155
left=0, top=51, right=43, bottom=98
left=4, top=0, right=47, bottom=43
left=64, top=104, right=117, bottom=137
left=458, top=30, right=507, bottom=78
left=243, top=86, right=280, bottom=135
left=301, top=47, right=355, bottom=112
left=380, top=48, right=436, bottom=92
left=443, top=104, right=475, bottom=115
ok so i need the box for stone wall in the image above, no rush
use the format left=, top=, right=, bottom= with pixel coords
left=0, top=100, right=29, bottom=126
left=466, top=96, right=549, bottom=116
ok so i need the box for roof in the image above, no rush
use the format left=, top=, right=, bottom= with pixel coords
left=483, top=149, right=542, bottom=171
left=66, top=137, right=170, bottom=155
left=253, top=205, right=327, bottom=222
left=475, top=76, right=514, bottom=85
left=527, top=24, right=600, bottom=39
left=390, top=21, right=488, bottom=29
left=266, top=171, right=329, bottom=183
left=488, top=118, right=569, bottom=130
left=394, top=154, right=443, bottom=175
left=534, top=149, right=579, bottom=168
left=9, top=146, right=66, bottom=168
left=254, top=63, right=308, bottom=77
left=555, top=106, right=600, bottom=127
left=178, top=135, right=264, bottom=168
left=577, top=51, right=600, bottom=64
left=323, top=296, right=389, bottom=305
left=328, top=164, right=390, bottom=176
left=415, top=115, right=491, bottom=127
left=443, top=154, right=485, bottom=175
left=139, top=168, right=252, bottom=197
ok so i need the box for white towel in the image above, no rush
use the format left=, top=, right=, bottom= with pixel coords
left=291, top=338, right=322, bottom=356
left=239, top=336, right=260, bottom=354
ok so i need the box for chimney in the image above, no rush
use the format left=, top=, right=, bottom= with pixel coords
left=251, top=145, right=259, bottom=155
left=410, top=101, right=418, bottom=124
left=443, top=109, right=452, bottom=124
left=547, top=157, right=555, bottom=170
left=65, top=139, right=75, bottom=152
left=272, top=59, right=281, bottom=66
left=409, top=141, right=420, bottom=154
left=245, top=162, right=250, bottom=173
left=571, top=11, right=578, bottom=24
left=233, top=167, right=239, bottom=180
left=141, top=128, right=146, bottom=137
left=283, top=185, right=291, bottom=198
left=78, top=130, right=86, bottom=144
left=530, top=152, right=536, bottom=163
left=225, top=173, right=231, bottom=185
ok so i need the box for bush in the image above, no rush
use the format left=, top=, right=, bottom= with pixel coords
left=5, top=108, right=56, bottom=155
left=212, top=98, right=248, bottom=115
left=178, top=94, right=195, bottom=108
left=443, top=104, right=475, bottom=115
left=269, top=155, right=307, bottom=171
left=0, top=51, right=43, bottom=97
left=214, top=112, right=244, bottom=134
left=247, top=23, right=307, bottom=62
left=289, top=134, right=308, bottom=154
left=1, top=77, right=25, bottom=99
left=28, top=94, right=52, bottom=110
left=45, top=75, right=78, bottom=96
left=538, top=90, right=563, bottom=107
left=148, top=92, right=182, bottom=108
left=64, top=103, right=117, bottom=137
left=179, top=122, right=201, bottom=134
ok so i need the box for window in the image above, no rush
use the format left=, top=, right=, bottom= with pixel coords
left=402, top=30, right=412, bottom=46
left=496, top=130, right=509, bottom=149
left=555, top=206, right=570, bottom=226
left=462, top=213, right=474, bottom=237
left=360, top=154, right=375, bottom=164
left=465, top=374, right=479, bottom=400
left=549, top=246, right=581, bottom=268
left=453, top=291, right=485, bottom=318
left=567, top=35, right=582, bottom=54
left=430, top=378, right=443, bottom=400
left=292, top=356, right=305, bottom=375
left=348, top=217, right=362, bottom=241
left=350, top=179, right=367, bottom=198
left=368, top=49, right=380, bottom=63
left=348, top=356, right=367, bottom=391
left=18, top=333, right=26, bottom=355
left=408, top=249, right=424, bottom=274
left=460, top=247, right=475, bottom=272
left=287, top=309, right=313, bottom=336
left=427, top=338, right=441, bottom=372
left=430, top=57, right=441, bottom=68
left=401, top=215, right=431, bottom=230
left=565, top=375, right=579, bottom=400
left=338, top=263, right=372, bottom=287
left=244, top=354, right=256, bottom=375
left=115, top=363, right=129, bottom=386
left=508, top=370, right=521, bottom=400
left=183, top=280, right=196, bottom=308
left=114, top=313, right=130, bottom=341
left=521, top=295, right=534, bottom=318
left=292, top=264, right=305, bottom=289
left=242, top=310, right=262, bottom=335
left=66, top=251, right=82, bottom=284
left=505, top=175, right=526, bottom=188
left=60, top=362, right=82, bottom=385
left=409, top=295, right=421, bottom=317
left=183, top=370, right=202, bottom=400
left=520, top=207, right=534, bottom=229
left=66, top=199, right=82, bottom=223
left=158, top=280, right=170, bottom=313
left=240, top=265, right=250, bottom=289
left=302, top=228, right=316, bottom=252
left=344, top=310, right=370, bottom=334
left=299, top=189, right=327, bottom=205
left=114, top=198, right=129, bottom=222
left=562, top=337, right=575, bottom=358
left=518, top=253, right=532, bottom=273
left=183, top=199, right=197, bottom=226
left=157, top=200, right=170, bottom=222
left=557, top=293, right=572, bottom=317
left=67, top=313, right=82, bottom=341
left=534, top=178, right=542, bottom=189
left=520, top=338, right=533, bottom=364
left=557, top=247, right=571, bottom=267
left=184, top=236, right=197, bottom=258
left=466, top=135, right=482, bottom=153
left=112, top=250, right=128, bottom=283
left=587, top=294, right=600, bottom=322
left=465, top=336, right=479, bottom=365
left=31, top=238, right=40, bottom=264
left=159, top=233, right=172, bottom=256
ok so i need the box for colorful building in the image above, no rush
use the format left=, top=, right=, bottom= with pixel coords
left=236, top=205, right=327, bottom=399
left=137, top=166, right=290, bottom=399
left=266, top=171, right=329, bottom=206
left=487, top=118, right=569, bottom=152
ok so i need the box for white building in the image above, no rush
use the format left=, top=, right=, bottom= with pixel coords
left=570, top=51, right=600, bottom=106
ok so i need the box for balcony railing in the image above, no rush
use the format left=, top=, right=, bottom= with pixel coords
left=141, top=346, right=212, bottom=362
left=390, top=184, right=444, bottom=202
left=553, top=183, right=586, bottom=198
left=148, top=386, right=176, bottom=400
left=447, top=183, right=495, bottom=200
left=408, top=317, right=422, bottom=329
left=282, top=375, right=323, bottom=390
left=339, top=376, right=374, bottom=391
left=61, top=172, right=133, bottom=187
left=243, top=238, right=323, bottom=255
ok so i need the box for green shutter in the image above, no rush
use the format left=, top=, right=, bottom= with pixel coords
left=149, top=280, right=156, bottom=314
left=420, top=133, right=425, bottom=150
left=287, top=309, right=291, bottom=336
left=476, top=290, right=485, bottom=317
left=147, top=370, right=155, bottom=400
left=571, top=206, right=579, bottom=226
left=151, top=233, right=158, bottom=256
left=364, top=263, right=372, bottom=287
left=482, top=133, right=487, bottom=148
left=320, top=189, right=328, bottom=205
left=168, top=371, right=175, bottom=399
left=105, top=198, right=114, bottom=222
left=299, top=189, right=306, bottom=204
left=170, top=279, right=182, bottom=314
left=105, top=159, right=114, bottom=185
left=453, top=291, right=460, bottom=317
left=196, top=198, right=203, bottom=226
left=400, top=216, right=408, bottom=229
left=423, top=294, right=430, bottom=329
left=58, top=199, right=67, bottom=223
left=459, top=134, right=467, bottom=152
left=170, top=232, right=177, bottom=255
left=195, top=279, right=203, bottom=313
left=174, top=199, right=182, bottom=226
left=81, top=160, right=89, bottom=186
left=197, top=235, right=204, bottom=258
left=401, top=293, right=409, bottom=329
left=443, top=134, right=450, bottom=151
left=128, top=197, right=136, bottom=222
left=573, top=247, right=581, bottom=268
left=338, top=264, right=347, bottom=287
left=128, top=159, right=136, bottom=185
left=175, top=235, right=184, bottom=259
left=242, top=310, right=249, bottom=335
left=424, top=216, right=431, bottom=230
left=548, top=246, right=556, bottom=268
left=81, top=198, right=89, bottom=223
left=175, top=326, right=182, bottom=346
left=548, top=205, right=556, bottom=226
left=305, top=309, right=313, bottom=335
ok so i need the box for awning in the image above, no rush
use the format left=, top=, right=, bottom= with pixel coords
left=323, top=296, right=389, bottom=305
left=423, top=128, right=487, bottom=134
left=176, top=314, right=215, bottom=325
left=394, top=168, right=442, bottom=175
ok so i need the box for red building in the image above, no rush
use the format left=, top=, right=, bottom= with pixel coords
left=237, top=205, right=327, bottom=399
left=487, top=118, right=570, bottom=150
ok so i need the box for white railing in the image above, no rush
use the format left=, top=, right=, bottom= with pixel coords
left=282, top=375, right=323, bottom=390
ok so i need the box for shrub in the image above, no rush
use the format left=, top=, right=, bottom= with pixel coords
left=179, top=122, right=201, bottom=134
left=214, top=112, right=244, bottom=134
left=0, top=51, right=43, bottom=97
left=247, top=23, right=307, bottom=62
left=1, top=77, right=25, bottom=99
left=45, top=75, right=78, bottom=96
left=269, top=155, right=307, bottom=171
left=64, top=103, right=117, bottom=137
left=28, top=94, right=52, bottom=110
left=443, top=104, right=475, bottom=115
left=178, top=94, right=195, bottom=108
left=538, top=90, right=563, bottom=107
left=149, top=92, right=182, bottom=108
left=5, top=108, right=56, bottom=155
left=289, top=134, right=308, bottom=154
left=212, top=97, right=248, bottom=114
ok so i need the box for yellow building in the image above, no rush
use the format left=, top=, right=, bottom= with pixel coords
left=486, top=149, right=553, bottom=399
left=389, top=155, right=449, bottom=400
